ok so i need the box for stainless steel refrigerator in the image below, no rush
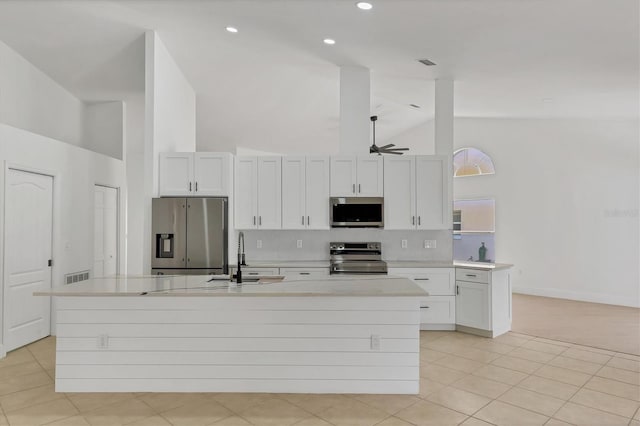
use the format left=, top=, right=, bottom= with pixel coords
left=151, top=197, right=228, bottom=275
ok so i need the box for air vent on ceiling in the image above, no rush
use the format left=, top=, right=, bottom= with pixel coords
left=418, top=58, right=436, bottom=66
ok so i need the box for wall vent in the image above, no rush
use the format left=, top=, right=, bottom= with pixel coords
left=64, top=270, right=90, bottom=285
left=418, top=58, right=436, bottom=66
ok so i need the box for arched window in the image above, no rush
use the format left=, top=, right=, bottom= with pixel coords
left=453, top=147, right=495, bottom=177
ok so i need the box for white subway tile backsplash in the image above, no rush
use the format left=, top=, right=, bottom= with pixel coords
left=240, top=229, right=453, bottom=261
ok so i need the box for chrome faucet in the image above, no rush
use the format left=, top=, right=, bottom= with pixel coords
left=235, top=232, right=246, bottom=283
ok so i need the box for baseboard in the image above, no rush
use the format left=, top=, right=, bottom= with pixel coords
left=421, top=324, right=456, bottom=331
left=513, top=286, right=640, bottom=308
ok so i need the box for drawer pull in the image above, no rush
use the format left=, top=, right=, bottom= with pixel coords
left=456, top=285, right=459, bottom=295
left=422, top=306, right=430, bottom=309
left=414, top=278, right=430, bottom=281
left=465, top=274, right=477, bottom=277
left=248, top=272, right=259, bottom=275
left=300, top=272, right=310, bottom=275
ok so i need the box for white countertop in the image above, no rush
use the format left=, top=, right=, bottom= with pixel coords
left=232, top=260, right=513, bottom=271
left=35, top=274, right=428, bottom=297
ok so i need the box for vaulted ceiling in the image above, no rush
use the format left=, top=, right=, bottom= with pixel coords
left=0, top=0, right=637, bottom=153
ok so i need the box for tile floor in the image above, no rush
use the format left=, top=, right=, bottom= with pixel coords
left=0, top=331, right=639, bottom=425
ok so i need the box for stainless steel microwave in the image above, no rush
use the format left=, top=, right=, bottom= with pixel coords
left=330, top=197, right=384, bottom=228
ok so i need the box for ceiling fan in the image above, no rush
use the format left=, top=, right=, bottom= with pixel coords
left=369, top=116, right=409, bottom=155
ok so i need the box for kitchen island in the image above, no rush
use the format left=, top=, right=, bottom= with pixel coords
left=36, top=275, right=426, bottom=394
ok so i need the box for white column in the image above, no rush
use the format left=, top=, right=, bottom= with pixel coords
left=434, top=79, right=454, bottom=156
left=435, top=79, right=454, bottom=233
left=339, top=66, right=370, bottom=155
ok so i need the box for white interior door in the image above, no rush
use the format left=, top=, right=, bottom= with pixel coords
left=4, top=169, right=53, bottom=351
left=94, top=185, right=118, bottom=277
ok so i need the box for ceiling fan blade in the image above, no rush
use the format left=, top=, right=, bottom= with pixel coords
left=382, top=147, right=409, bottom=151
left=384, top=151, right=404, bottom=155
left=378, top=144, right=395, bottom=149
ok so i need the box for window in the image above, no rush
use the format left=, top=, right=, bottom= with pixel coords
left=453, top=147, right=495, bottom=177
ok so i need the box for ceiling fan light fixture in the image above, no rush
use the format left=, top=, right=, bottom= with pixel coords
left=369, top=115, right=409, bottom=155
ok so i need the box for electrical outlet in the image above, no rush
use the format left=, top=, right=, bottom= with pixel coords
left=370, top=334, right=381, bottom=350
left=256, top=240, right=262, bottom=249
left=424, top=239, right=437, bottom=249
left=401, top=239, right=408, bottom=249
left=97, top=334, right=109, bottom=349
left=296, top=240, right=303, bottom=249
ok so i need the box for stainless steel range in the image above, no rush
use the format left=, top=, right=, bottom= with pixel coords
left=329, top=242, right=388, bottom=274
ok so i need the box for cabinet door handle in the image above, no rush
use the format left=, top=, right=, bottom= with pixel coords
left=195, top=182, right=198, bottom=192
left=307, top=216, right=310, bottom=225
left=456, top=285, right=459, bottom=295
left=259, top=216, right=262, bottom=226
left=358, top=184, right=361, bottom=193
left=253, top=216, right=256, bottom=225
left=414, top=278, right=430, bottom=281
left=352, top=183, right=356, bottom=193
left=189, top=182, right=192, bottom=192
left=412, top=216, right=415, bottom=225
left=418, top=216, right=421, bottom=225
left=466, top=274, right=477, bottom=277
left=302, top=216, right=305, bottom=225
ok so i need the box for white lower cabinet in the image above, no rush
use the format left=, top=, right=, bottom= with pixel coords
left=455, top=281, right=490, bottom=330
left=455, top=267, right=512, bottom=337
left=229, top=267, right=280, bottom=276
left=388, top=268, right=456, bottom=330
left=279, top=267, right=329, bottom=278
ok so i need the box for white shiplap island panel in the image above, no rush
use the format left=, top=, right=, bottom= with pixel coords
left=43, top=275, right=425, bottom=394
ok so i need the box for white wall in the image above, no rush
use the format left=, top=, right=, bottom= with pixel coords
left=384, top=120, right=435, bottom=155
left=453, top=118, right=639, bottom=307
left=0, top=123, right=127, bottom=349
left=84, top=101, right=125, bottom=160
left=0, top=40, right=85, bottom=147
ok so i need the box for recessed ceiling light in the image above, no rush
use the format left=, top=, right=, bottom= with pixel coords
left=323, top=38, right=336, bottom=45
left=226, top=26, right=238, bottom=33
left=356, top=2, right=373, bottom=10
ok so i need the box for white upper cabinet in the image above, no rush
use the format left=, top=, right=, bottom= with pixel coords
left=235, top=157, right=282, bottom=230
left=384, top=156, right=416, bottom=229
left=330, top=156, right=383, bottom=197
left=356, top=157, right=384, bottom=196
left=257, top=157, right=282, bottom=229
left=282, top=156, right=330, bottom=230
left=194, top=153, right=232, bottom=195
left=235, top=157, right=258, bottom=229
left=384, top=155, right=451, bottom=230
left=159, top=153, right=194, bottom=196
left=282, top=157, right=306, bottom=230
left=159, top=152, right=232, bottom=196
left=305, top=157, right=330, bottom=229
left=416, top=156, right=451, bottom=229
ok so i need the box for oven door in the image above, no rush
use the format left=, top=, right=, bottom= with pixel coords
left=330, top=197, right=384, bottom=228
